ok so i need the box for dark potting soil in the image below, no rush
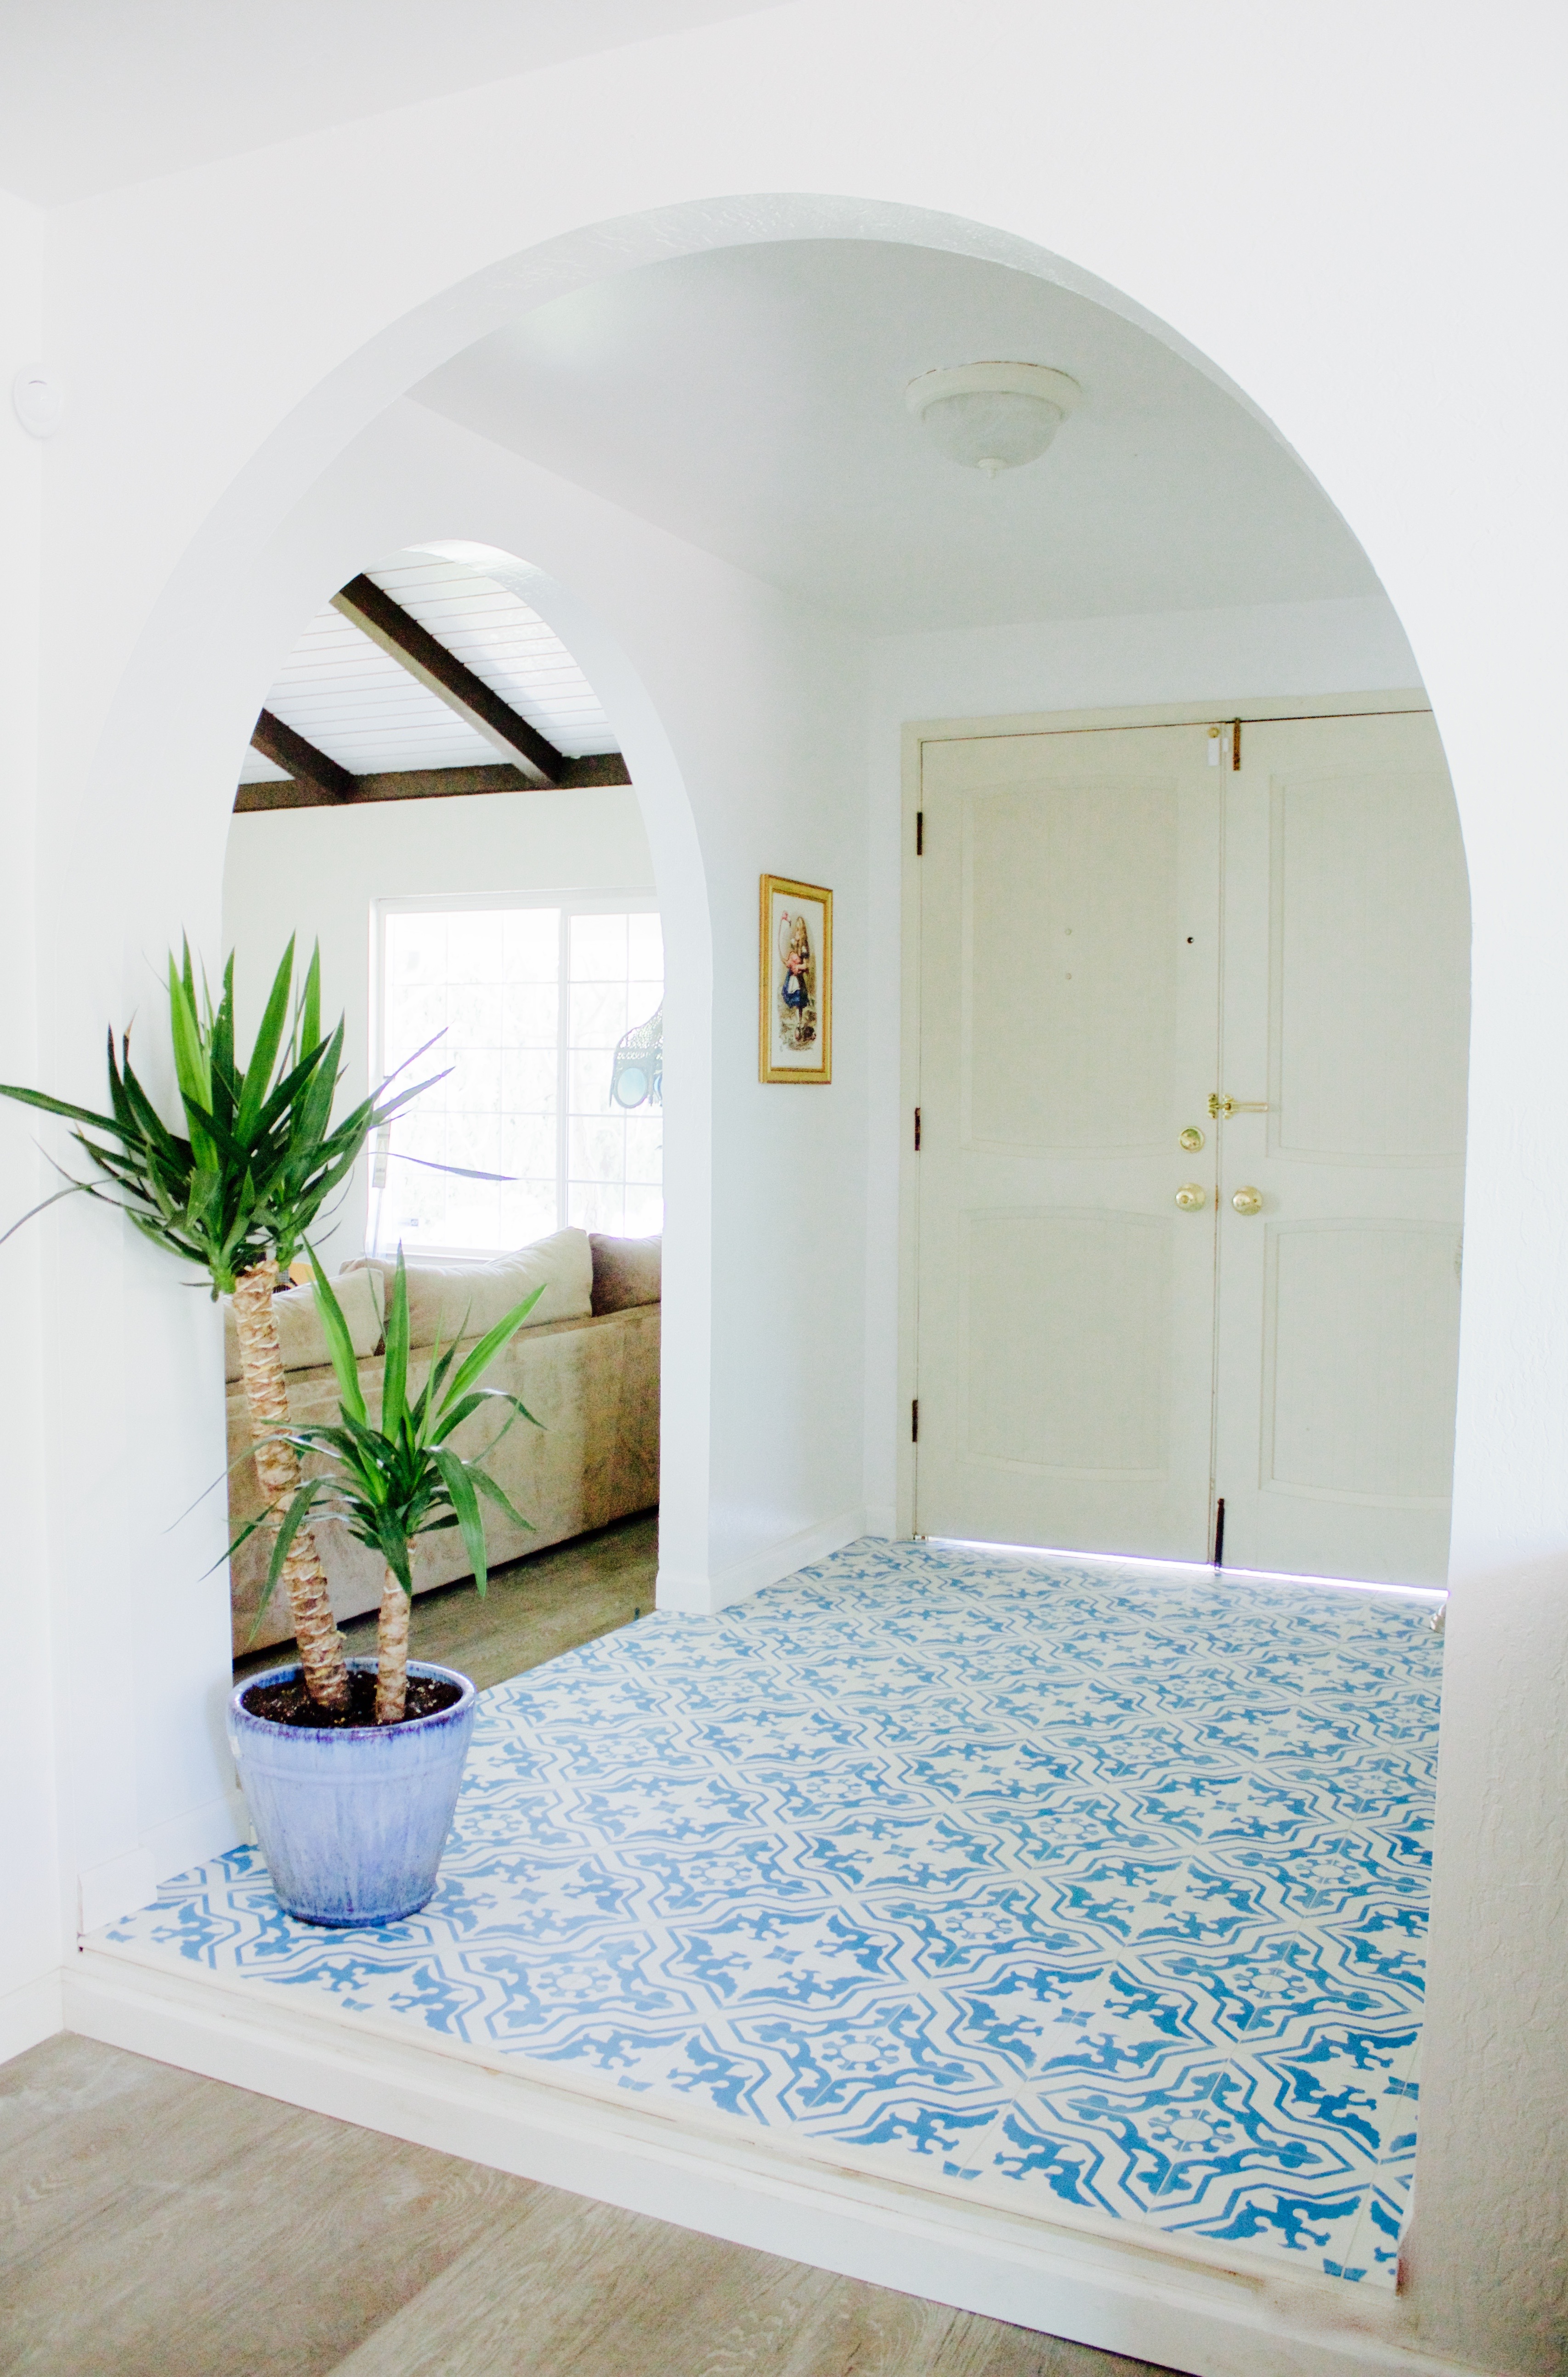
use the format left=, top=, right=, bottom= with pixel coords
left=241, top=1672, right=463, bottom=1730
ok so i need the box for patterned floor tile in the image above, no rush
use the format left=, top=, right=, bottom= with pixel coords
left=100, top=1538, right=1441, bottom=2292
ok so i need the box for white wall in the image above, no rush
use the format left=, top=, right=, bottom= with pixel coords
left=222, top=786, right=656, bottom=1269
left=860, top=594, right=1425, bottom=1530
left=220, top=400, right=873, bottom=1619
left=3, top=5, right=1566, bottom=2367
left=0, top=189, right=61, bottom=2055
left=16, top=371, right=871, bottom=1970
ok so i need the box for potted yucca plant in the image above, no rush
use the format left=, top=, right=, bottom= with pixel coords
left=228, top=1247, right=542, bottom=1925
left=0, top=938, right=440, bottom=1712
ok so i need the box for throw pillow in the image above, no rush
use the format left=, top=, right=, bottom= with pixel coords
left=589, top=1232, right=663, bottom=1314
left=348, top=1226, right=594, bottom=1348
left=222, top=1263, right=385, bottom=1382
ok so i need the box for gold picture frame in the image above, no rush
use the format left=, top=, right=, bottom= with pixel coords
left=759, top=875, right=833, bottom=1083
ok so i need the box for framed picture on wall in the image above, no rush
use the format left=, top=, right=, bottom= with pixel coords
left=759, top=875, right=832, bottom=1083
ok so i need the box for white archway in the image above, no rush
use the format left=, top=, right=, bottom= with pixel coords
left=216, top=481, right=725, bottom=1616
left=18, top=127, right=1562, bottom=2366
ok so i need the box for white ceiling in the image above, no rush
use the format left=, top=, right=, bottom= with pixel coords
left=0, top=0, right=780, bottom=203
left=241, top=553, right=617, bottom=782
left=416, top=240, right=1379, bottom=637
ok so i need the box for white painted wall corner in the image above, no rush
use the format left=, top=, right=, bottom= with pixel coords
left=76, top=1785, right=252, bottom=1938
left=78, top=1850, right=157, bottom=1937
left=658, top=1505, right=868, bottom=1615
left=0, top=1967, right=63, bottom=2063
left=143, top=1788, right=254, bottom=1881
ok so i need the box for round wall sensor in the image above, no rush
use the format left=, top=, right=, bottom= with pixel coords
left=905, top=362, right=1080, bottom=476
left=12, top=367, right=65, bottom=439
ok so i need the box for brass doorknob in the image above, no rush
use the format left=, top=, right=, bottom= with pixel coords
left=1179, top=1126, right=1206, bottom=1152
left=1175, top=1182, right=1207, bottom=1211
left=1232, top=1186, right=1262, bottom=1216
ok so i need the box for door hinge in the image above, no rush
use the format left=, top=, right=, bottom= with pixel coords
left=916, top=810, right=924, bottom=856
left=911, top=1398, right=919, bottom=1443
left=914, top=1106, right=921, bottom=1151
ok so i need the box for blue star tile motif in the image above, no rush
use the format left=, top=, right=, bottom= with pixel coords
left=102, top=1539, right=1440, bottom=2292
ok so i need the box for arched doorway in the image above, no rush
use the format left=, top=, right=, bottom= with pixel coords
left=220, top=538, right=668, bottom=1678
left=40, top=167, right=1539, bottom=2377
left=390, top=226, right=1469, bottom=1589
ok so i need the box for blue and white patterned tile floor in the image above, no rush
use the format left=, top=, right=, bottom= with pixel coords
left=103, top=1539, right=1442, bottom=2291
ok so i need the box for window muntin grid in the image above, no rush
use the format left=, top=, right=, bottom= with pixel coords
left=374, top=895, right=662, bottom=1256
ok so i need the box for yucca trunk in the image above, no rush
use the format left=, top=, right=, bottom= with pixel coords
left=232, top=1259, right=350, bottom=1710
left=375, top=1565, right=411, bottom=1725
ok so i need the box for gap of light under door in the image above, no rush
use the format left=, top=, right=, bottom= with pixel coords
left=923, top=1534, right=1446, bottom=1607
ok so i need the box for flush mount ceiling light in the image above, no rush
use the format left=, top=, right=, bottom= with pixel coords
left=904, top=362, right=1081, bottom=478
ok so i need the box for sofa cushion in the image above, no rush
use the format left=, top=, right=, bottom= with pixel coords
left=350, top=1226, right=594, bottom=1349
left=590, top=1232, right=662, bottom=1314
left=223, top=1264, right=385, bottom=1382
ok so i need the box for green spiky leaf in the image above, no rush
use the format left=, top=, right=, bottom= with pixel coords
left=0, top=935, right=454, bottom=1294
left=381, top=1245, right=410, bottom=1438
left=431, top=1445, right=490, bottom=1596
left=234, top=938, right=295, bottom=1142
left=305, top=1240, right=368, bottom=1424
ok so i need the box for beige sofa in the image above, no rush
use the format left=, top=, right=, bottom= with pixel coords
left=227, top=1228, right=660, bottom=1655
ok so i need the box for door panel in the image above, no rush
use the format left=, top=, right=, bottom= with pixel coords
left=1213, top=712, right=1468, bottom=1584
left=1269, top=766, right=1470, bottom=1163
left=1263, top=1221, right=1460, bottom=1500
left=915, top=725, right=1221, bottom=1559
left=962, top=1208, right=1173, bottom=1476
left=963, top=779, right=1178, bottom=1151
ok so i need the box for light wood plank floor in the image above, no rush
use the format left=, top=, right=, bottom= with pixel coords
left=234, top=1509, right=659, bottom=1692
left=0, top=2035, right=1184, bottom=2377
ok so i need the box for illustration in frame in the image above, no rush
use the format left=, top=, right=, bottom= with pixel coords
left=759, top=875, right=832, bottom=1083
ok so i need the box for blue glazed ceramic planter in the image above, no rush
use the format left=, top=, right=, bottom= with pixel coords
left=229, top=1658, right=476, bottom=1926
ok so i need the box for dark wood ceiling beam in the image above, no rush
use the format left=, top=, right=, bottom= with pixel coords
left=249, top=708, right=356, bottom=802
left=556, top=753, right=634, bottom=789
left=331, top=574, right=566, bottom=787
left=233, top=755, right=630, bottom=815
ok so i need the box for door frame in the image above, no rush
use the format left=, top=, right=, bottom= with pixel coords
left=896, top=688, right=1431, bottom=1545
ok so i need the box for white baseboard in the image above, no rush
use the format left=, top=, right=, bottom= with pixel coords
left=79, top=1849, right=158, bottom=1935
left=142, top=1787, right=253, bottom=1879
left=863, top=1503, right=897, bottom=1539
left=67, top=1945, right=1489, bottom=2377
left=0, top=1967, right=63, bottom=2064
left=77, top=1792, right=257, bottom=1939
left=658, top=1506, right=868, bottom=1615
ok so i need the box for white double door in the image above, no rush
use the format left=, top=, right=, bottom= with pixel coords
left=912, top=708, right=1470, bottom=1587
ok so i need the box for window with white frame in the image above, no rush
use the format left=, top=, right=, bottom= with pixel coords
left=373, top=896, right=663, bottom=1256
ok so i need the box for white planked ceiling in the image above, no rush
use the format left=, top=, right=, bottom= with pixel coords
left=373, top=557, right=616, bottom=755
left=239, top=551, right=618, bottom=783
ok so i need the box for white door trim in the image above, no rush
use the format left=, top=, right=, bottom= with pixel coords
left=896, top=691, right=1431, bottom=1544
